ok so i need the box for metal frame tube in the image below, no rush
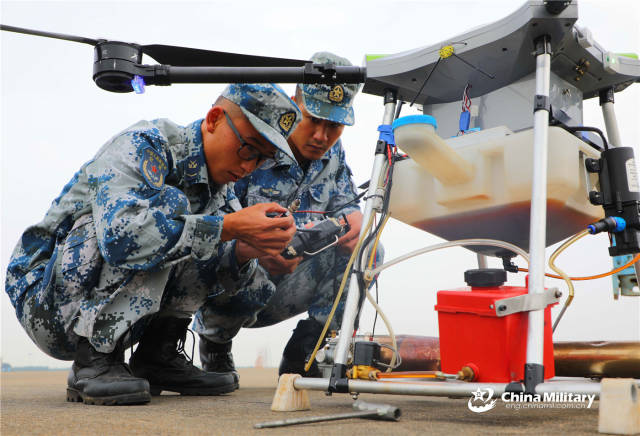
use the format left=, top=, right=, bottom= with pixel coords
left=525, top=36, right=552, bottom=387
left=333, top=157, right=384, bottom=365
left=333, top=91, right=397, bottom=366
left=601, top=102, right=623, bottom=148
left=293, top=377, right=601, bottom=399
left=535, top=381, right=601, bottom=397
left=476, top=254, right=489, bottom=269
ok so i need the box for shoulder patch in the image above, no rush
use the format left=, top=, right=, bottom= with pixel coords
left=140, top=146, right=168, bottom=190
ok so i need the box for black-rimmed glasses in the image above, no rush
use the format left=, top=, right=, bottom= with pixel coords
left=223, top=110, right=274, bottom=166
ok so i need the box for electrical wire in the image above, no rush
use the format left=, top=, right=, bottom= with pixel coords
left=367, top=214, right=391, bottom=271
left=304, top=214, right=375, bottom=373
left=561, top=125, right=609, bottom=151
left=410, top=57, right=441, bottom=107
left=371, top=280, right=379, bottom=338
left=325, top=191, right=367, bottom=215
left=461, top=83, right=472, bottom=112
left=394, top=100, right=404, bottom=120
left=293, top=191, right=368, bottom=216
left=451, top=53, right=495, bottom=79
left=517, top=252, right=640, bottom=280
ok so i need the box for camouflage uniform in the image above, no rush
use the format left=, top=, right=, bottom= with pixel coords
left=5, top=84, right=301, bottom=360
left=193, top=142, right=363, bottom=342
left=194, top=52, right=382, bottom=344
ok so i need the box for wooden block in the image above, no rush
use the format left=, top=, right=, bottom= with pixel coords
left=271, top=374, right=310, bottom=412
left=599, top=378, right=640, bottom=435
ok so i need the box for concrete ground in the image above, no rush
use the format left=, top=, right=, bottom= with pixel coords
left=1, top=369, right=602, bottom=435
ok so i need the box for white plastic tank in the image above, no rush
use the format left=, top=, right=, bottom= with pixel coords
left=389, top=115, right=603, bottom=257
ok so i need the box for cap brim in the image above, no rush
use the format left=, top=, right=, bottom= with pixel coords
left=301, top=94, right=355, bottom=126
left=239, top=107, right=296, bottom=161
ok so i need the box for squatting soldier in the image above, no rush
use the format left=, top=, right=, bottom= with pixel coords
left=195, top=52, right=382, bottom=382
left=5, top=84, right=300, bottom=405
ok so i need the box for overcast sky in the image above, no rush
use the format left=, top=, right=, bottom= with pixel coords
left=2, top=0, right=639, bottom=369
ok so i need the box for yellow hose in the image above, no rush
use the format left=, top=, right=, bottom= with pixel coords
left=367, top=214, right=390, bottom=271
left=549, top=229, right=590, bottom=332
left=519, top=252, right=640, bottom=280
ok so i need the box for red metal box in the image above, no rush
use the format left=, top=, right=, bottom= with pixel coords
left=435, top=285, right=555, bottom=382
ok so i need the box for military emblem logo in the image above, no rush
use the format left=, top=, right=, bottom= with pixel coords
left=279, top=112, right=296, bottom=133
left=328, top=85, right=345, bottom=103
left=140, top=146, right=168, bottom=190
left=260, top=187, right=281, bottom=196
left=185, top=157, right=200, bottom=180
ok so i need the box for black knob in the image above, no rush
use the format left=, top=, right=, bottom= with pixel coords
left=464, top=269, right=507, bottom=287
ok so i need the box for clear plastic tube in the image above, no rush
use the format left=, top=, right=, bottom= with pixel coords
left=365, top=239, right=530, bottom=280
left=364, top=286, right=399, bottom=371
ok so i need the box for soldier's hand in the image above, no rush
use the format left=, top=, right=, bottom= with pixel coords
left=222, top=203, right=296, bottom=256
left=258, top=254, right=303, bottom=275
left=235, top=241, right=268, bottom=264
left=337, top=210, right=363, bottom=254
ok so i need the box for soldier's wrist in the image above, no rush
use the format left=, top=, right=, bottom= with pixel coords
left=221, top=213, right=237, bottom=241
left=235, top=244, right=250, bottom=265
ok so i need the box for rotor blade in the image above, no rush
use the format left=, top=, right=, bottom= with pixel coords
left=141, top=44, right=308, bottom=67
left=0, top=24, right=99, bottom=45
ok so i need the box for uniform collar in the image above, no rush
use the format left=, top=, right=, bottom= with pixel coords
left=180, top=119, right=210, bottom=187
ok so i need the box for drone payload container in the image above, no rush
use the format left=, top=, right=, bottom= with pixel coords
left=390, top=120, right=602, bottom=257
left=363, top=0, right=639, bottom=257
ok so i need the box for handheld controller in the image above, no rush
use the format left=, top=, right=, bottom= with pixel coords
left=282, top=216, right=350, bottom=259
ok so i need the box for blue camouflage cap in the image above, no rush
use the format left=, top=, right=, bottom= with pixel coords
left=298, top=52, right=361, bottom=126
left=221, top=83, right=301, bottom=160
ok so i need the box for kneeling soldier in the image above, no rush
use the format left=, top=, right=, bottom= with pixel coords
left=195, top=53, right=382, bottom=383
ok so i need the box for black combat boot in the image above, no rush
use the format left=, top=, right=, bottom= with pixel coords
left=129, top=317, right=236, bottom=395
left=278, top=318, right=325, bottom=377
left=67, top=337, right=151, bottom=405
left=199, top=337, right=239, bottom=389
